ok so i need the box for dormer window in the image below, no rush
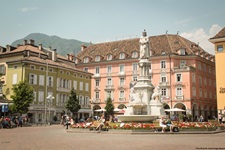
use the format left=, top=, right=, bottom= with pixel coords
left=217, top=45, right=223, bottom=52
left=180, top=49, right=186, bottom=55
left=119, top=53, right=125, bottom=59
left=161, top=51, right=166, bottom=55
left=84, top=57, right=89, bottom=63
left=132, top=51, right=138, bottom=58
left=107, top=54, right=112, bottom=61
left=95, top=55, right=100, bottom=62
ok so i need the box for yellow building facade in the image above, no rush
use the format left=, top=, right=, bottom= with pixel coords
left=210, top=27, right=225, bottom=113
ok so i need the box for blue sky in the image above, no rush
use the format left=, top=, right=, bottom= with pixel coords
left=1, top=0, right=225, bottom=54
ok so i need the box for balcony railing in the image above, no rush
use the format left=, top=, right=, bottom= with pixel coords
left=175, top=95, right=184, bottom=100
left=93, top=74, right=101, bottom=78
left=159, top=82, right=170, bottom=87
left=105, top=84, right=114, bottom=90
left=119, top=98, right=126, bottom=102
left=118, top=72, right=126, bottom=76
left=92, top=98, right=101, bottom=103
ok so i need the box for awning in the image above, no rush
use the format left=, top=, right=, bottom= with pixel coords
left=78, top=109, right=92, bottom=113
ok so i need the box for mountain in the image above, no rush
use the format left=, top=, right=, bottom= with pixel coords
left=11, top=33, right=90, bottom=56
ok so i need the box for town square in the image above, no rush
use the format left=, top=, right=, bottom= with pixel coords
left=1, top=0, right=225, bottom=149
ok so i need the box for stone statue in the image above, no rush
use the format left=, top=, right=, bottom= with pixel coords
left=139, top=30, right=149, bottom=59
left=151, top=86, right=161, bottom=101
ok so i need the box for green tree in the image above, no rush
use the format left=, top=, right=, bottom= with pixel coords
left=65, top=88, right=81, bottom=116
left=105, top=97, right=114, bottom=117
left=10, top=79, right=34, bottom=114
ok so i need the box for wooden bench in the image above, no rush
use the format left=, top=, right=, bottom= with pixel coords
left=89, top=121, right=110, bottom=131
left=152, top=121, right=179, bottom=132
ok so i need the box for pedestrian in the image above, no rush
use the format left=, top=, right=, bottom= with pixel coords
left=159, top=116, right=167, bottom=133
left=18, top=116, right=23, bottom=127
left=218, top=113, right=222, bottom=124
left=199, top=115, right=204, bottom=122
left=96, top=113, right=105, bottom=133
left=65, top=116, right=70, bottom=130
left=24, top=116, right=28, bottom=125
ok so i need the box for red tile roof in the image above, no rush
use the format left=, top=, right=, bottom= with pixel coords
left=76, top=34, right=207, bottom=62
left=210, top=27, right=225, bottom=39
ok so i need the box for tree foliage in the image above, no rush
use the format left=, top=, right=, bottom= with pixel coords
left=105, top=97, right=114, bottom=116
left=10, top=79, right=34, bottom=114
left=65, top=88, right=81, bottom=115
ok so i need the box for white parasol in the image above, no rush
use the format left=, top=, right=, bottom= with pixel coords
left=164, top=108, right=185, bottom=112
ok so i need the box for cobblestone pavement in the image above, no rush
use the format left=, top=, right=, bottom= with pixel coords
left=1, top=125, right=225, bottom=150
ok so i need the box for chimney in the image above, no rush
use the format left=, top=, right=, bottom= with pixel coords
left=0, top=47, right=3, bottom=54
left=29, top=39, right=34, bottom=45
left=38, top=44, right=42, bottom=50
left=6, top=45, right=12, bottom=52
left=81, top=44, right=87, bottom=51
left=67, top=54, right=70, bottom=60
left=52, top=49, right=57, bottom=61
left=23, top=40, right=27, bottom=45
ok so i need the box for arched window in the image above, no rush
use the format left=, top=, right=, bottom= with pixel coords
left=84, top=57, right=89, bottom=63
left=119, top=53, right=125, bottom=59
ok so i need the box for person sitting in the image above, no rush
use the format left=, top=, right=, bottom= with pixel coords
left=96, top=114, right=106, bottom=133
left=165, top=118, right=174, bottom=132
left=159, top=116, right=167, bottom=133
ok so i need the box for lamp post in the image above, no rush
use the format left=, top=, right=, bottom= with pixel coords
left=44, top=61, right=48, bottom=126
left=47, top=95, right=54, bottom=125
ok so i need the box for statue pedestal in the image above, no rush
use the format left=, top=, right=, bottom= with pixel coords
left=149, top=100, right=166, bottom=116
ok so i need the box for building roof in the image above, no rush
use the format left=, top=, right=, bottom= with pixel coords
left=210, top=27, right=225, bottom=39
left=76, top=34, right=208, bottom=62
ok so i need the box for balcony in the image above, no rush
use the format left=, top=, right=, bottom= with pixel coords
left=173, top=65, right=196, bottom=72
left=93, top=74, right=101, bottom=78
left=159, top=82, right=170, bottom=87
left=92, top=98, right=101, bottom=104
left=119, top=98, right=126, bottom=102
left=118, top=72, right=126, bottom=76
left=80, top=105, right=91, bottom=108
left=57, top=87, right=71, bottom=92
left=175, top=95, right=184, bottom=100
left=105, top=84, right=114, bottom=90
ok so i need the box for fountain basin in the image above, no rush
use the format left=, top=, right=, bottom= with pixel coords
left=117, top=115, right=158, bottom=122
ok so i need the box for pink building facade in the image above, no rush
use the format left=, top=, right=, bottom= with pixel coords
left=75, top=33, right=217, bottom=120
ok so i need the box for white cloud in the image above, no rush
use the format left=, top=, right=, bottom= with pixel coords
left=18, top=7, right=38, bottom=12
left=180, top=24, right=222, bottom=54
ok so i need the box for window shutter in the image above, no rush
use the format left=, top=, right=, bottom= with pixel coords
left=34, top=74, right=37, bottom=84
left=12, top=74, right=18, bottom=84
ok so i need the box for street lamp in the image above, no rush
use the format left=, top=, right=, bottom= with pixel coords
left=47, top=95, right=54, bottom=125
left=44, top=61, right=48, bottom=126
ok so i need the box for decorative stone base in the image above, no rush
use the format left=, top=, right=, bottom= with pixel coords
left=117, top=115, right=157, bottom=122
left=149, top=100, right=166, bottom=116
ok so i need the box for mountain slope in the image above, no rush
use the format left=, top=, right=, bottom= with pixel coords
left=11, top=33, right=90, bottom=56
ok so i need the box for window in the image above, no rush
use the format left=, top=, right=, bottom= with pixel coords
left=132, top=63, right=138, bottom=73
left=107, top=91, right=112, bottom=99
left=14, top=65, right=17, bottom=69
left=192, top=87, right=196, bottom=97
left=119, top=64, right=125, bottom=73
left=209, top=79, right=212, bottom=87
left=209, top=91, right=212, bottom=99
left=198, top=62, right=201, bottom=70
left=49, top=68, right=53, bottom=72
left=119, top=53, right=125, bottom=59
left=107, top=78, right=112, bottom=85
left=39, top=75, right=44, bottom=86
left=199, top=89, right=202, bottom=98
left=84, top=67, right=89, bottom=72
left=180, top=49, right=186, bottom=55
left=95, top=79, right=100, bottom=87
left=107, top=54, right=112, bottom=60
left=85, top=83, right=89, bottom=91
left=29, top=74, right=37, bottom=85
left=204, top=90, right=207, bottom=98
left=161, top=60, right=166, bottom=69
left=133, top=76, right=137, bottom=81
left=107, top=65, right=112, bottom=74
left=176, top=87, right=182, bottom=96
left=95, top=55, right=100, bottom=62
left=199, top=76, right=202, bottom=85
left=209, top=66, right=211, bottom=74
left=180, top=60, right=186, bottom=68
left=161, top=88, right=167, bottom=97
left=12, top=74, right=18, bottom=84
left=30, top=65, right=35, bottom=69
left=73, top=81, right=77, bottom=90
left=120, top=78, right=125, bottom=85
left=95, top=92, right=100, bottom=99
left=79, top=82, right=83, bottom=91
left=40, top=67, right=44, bottom=71
left=38, top=91, right=44, bottom=102
left=132, top=51, right=138, bottom=58
left=120, top=91, right=125, bottom=98
left=176, top=73, right=182, bottom=82
left=48, top=76, right=53, bottom=87
left=161, top=74, right=166, bottom=82
left=192, top=73, right=196, bottom=83
left=0, top=65, right=6, bottom=75
left=84, top=57, right=89, bottom=63
left=203, top=64, right=206, bottom=72
left=95, top=66, right=100, bottom=74
left=217, top=45, right=223, bottom=52
left=60, top=70, right=63, bottom=74
left=204, top=77, right=207, bottom=86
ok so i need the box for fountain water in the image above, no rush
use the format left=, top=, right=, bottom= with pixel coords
left=117, top=30, right=166, bottom=122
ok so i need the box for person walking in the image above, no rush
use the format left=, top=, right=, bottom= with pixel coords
left=218, top=113, right=222, bottom=124
left=65, top=116, right=70, bottom=130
